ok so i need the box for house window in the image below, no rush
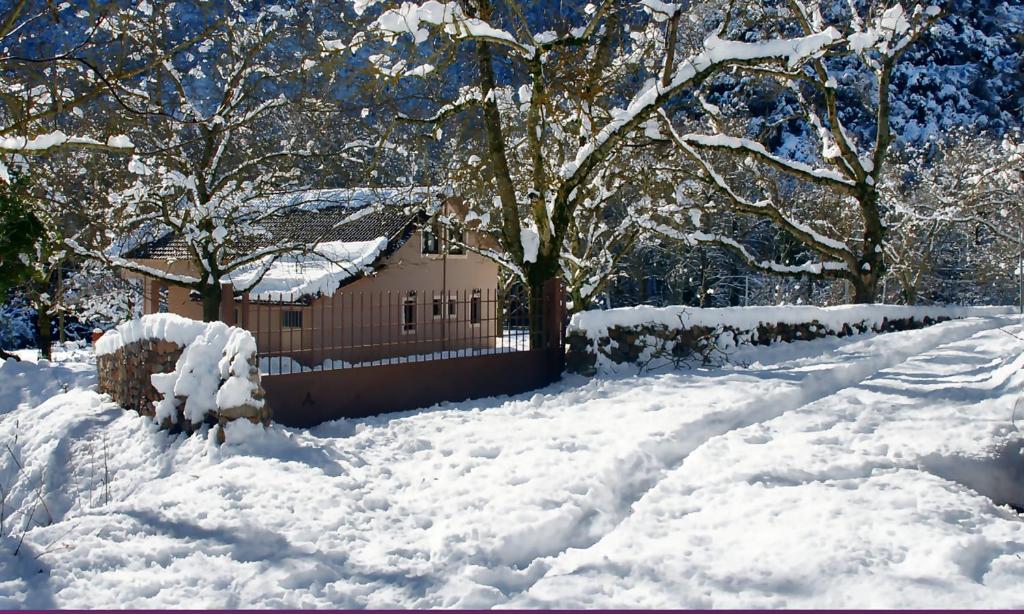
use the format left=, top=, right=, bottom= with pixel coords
left=448, top=295, right=458, bottom=319
left=158, top=286, right=169, bottom=313
left=421, top=222, right=440, bottom=255
left=282, top=310, right=303, bottom=329
left=447, top=228, right=465, bottom=255
left=402, top=292, right=417, bottom=333
left=470, top=289, right=482, bottom=325
left=432, top=294, right=443, bottom=319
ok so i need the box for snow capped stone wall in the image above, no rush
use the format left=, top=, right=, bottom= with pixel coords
left=566, top=305, right=1015, bottom=375
left=96, top=314, right=271, bottom=441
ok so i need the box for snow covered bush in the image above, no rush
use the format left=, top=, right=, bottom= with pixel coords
left=566, top=304, right=1015, bottom=375
left=95, top=314, right=269, bottom=440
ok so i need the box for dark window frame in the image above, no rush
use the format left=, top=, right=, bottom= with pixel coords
left=282, top=310, right=303, bottom=329
left=402, top=292, right=417, bottom=333
left=447, top=227, right=465, bottom=255
left=470, top=289, right=482, bottom=325
left=421, top=222, right=440, bottom=255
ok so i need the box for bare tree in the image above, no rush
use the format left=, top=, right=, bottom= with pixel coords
left=68, top=2, right=372, bottom=321
left=656, top=1, right=943, bottom=303
left=0, top=1, right=208, bottom=171
left=341, top=0, right=842, bottom=323
left=884, top=132, right=1023, bottom=304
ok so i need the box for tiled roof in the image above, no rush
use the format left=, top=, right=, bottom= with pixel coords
left=125, top=204, right=422, bottom=261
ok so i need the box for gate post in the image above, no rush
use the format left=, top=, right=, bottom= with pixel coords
left=542, top=277, right=566, bottom=380
left=146, top=279, right=162, bottom=314
left=240, top=291, right=251, bottom=329
left=219, top=283, right=236, bottom=325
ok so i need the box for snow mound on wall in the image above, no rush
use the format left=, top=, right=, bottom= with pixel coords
left=95, top=313, right=207, bottom=356
left=569, top=304, right=1015, bottom=339
left=97, top=314, right=263, bottom=426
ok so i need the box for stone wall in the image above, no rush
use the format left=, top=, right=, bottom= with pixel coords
left=97, top=337, right=271, bottom=440
left=566, top=314, right=950, bottom=376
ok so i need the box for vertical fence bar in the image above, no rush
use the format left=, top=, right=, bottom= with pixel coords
left=255, top=294, right=261, bottom=368
left=289, top=292, right=295, bottom=375
left=275, top=296, right=281, bottom=374
left=288, top=292, right=292, bottom=374
left=278, top=296, right=282, bottom=371
left=342, top=292, right=350, bottom=368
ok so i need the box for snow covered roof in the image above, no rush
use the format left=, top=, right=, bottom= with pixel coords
left=125, top=188, right=427, bottom=261
left=122, top=188, right=442, bottom=300
left=228, top=238, right=391, bottom=301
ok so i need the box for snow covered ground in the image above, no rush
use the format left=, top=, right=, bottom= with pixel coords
left=1, top=315, right=1023, bottom=608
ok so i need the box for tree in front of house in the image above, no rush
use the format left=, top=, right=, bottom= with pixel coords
left=652, top=1, right=943, bottom=303
left=68, top=1, right=370, bottom=322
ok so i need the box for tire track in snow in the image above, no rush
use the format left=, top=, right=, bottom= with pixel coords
left=483, top=316, right=1013, bottom=603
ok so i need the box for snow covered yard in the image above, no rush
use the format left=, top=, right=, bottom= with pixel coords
left=0, top=315, right=1023, bottom=608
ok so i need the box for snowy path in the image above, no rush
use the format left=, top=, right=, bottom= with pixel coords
left=0, top=316, right=1022, bottom=608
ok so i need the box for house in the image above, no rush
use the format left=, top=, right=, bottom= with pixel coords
left=123, top=189, right=503, bottom=370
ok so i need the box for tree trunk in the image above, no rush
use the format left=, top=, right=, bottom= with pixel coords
left=200, top=283, right=221, bottom=322
left=851, top=274, right=879, bottom=304
left=525, top=253, right=562, bottom=351
left=57, top=264, right=66, bottom=344
left=37, top=308, right=52, bottom=360
left=897, top=271, right=918, bottom=305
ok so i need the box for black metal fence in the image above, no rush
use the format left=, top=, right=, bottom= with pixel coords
left=243, top=285, right=549, bottom=375
left=250, top=278, right=565, bottom=426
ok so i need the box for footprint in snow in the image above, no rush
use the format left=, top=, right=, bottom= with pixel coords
left=469, top=445, right=502, bottom=459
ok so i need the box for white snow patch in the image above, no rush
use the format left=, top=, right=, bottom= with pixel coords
left=520, top=223, right=540, bottom=263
